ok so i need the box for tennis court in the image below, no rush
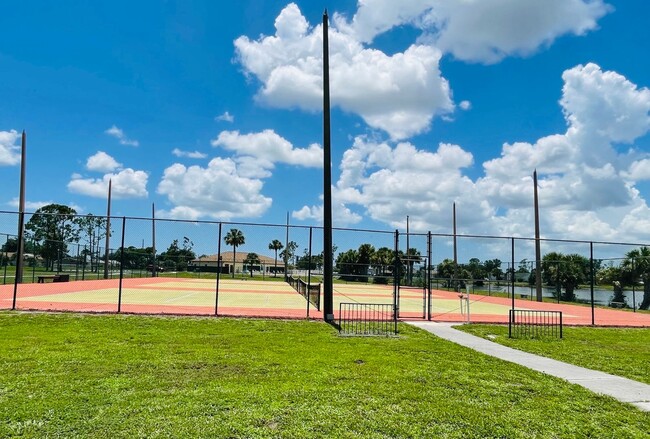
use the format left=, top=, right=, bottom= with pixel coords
left=1, top=277, right=649, bottom=326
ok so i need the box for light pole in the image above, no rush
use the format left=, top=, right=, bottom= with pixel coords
left=322, top=10, right=334, bottom=322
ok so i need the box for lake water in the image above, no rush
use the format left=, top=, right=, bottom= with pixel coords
left=479, top=284, right=644, bottom=309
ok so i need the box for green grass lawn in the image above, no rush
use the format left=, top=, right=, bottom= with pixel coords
left=1, top=313, right=648, bottom=438
left=457, top=324, right=650, bottom=385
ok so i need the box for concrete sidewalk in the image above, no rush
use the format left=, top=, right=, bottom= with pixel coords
left=408, top=321, right=650, bottom=411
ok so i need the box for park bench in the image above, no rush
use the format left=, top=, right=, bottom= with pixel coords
left=37, top=274, right=70, bottom=283
left=609, top=301, right=626, bottom=308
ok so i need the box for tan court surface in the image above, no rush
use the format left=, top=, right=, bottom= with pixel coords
left=1, top=277, right=649, bottom=325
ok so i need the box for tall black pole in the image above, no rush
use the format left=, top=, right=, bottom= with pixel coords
left=13, top=131, right=26, bottom=308
left=534, top=170, right=543, bottom=302
left=15, top=131, right=26, bottom=285
left=322, top=10, right=334, bottom=322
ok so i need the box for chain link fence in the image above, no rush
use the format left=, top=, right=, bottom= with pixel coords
left=2, top=210, right=650, bottom=324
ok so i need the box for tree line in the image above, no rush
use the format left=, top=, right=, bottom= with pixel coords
left=329, top=243, right=650, bottom=310
left=1, top=204, right=198, bottom=273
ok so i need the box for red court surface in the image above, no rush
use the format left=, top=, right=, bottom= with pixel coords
left=1, top=277, right=649, bottom=327
left=414, top=288, right=650, bottom=327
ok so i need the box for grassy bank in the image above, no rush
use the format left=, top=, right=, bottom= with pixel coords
left=458, top=324, right=650, bottom=384
left=1, top=312, right=648, bottom=437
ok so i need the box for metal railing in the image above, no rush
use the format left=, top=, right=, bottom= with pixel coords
left=338, top=302, right=397, bottom=336
left=509, top=309, right=563, bottom=339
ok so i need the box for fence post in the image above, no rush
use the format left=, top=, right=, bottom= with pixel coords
left=508, top=309, right=512, bottom=338
left=590, top=242, right=595, bottom=326
left=117, top=217, right=126, bottom=313
left=427, top=231, right=432, bottom=321
left=511, top=237, right=515, bottom=311
left=393, top=229, right=399, bottom=323
left=82, top=245, right=87, bottom=280
left=75, top=244, right=80, bottom=281
left=307, top=227, right=313, bottom=318
left=632, top=258, right=637, bottom=312
left=214, top=223, right=222, bottom=316
left=3, top=235, right=8, bottom=285
left=12, top=212, right=25, bottom=310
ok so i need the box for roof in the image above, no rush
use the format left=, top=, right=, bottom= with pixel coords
left=190, top=252, right=282, bottom=265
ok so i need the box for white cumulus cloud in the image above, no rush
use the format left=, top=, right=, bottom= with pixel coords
left=0, top=130, right=21, bottom=166
left=234, top=3, right=453, bottom=140
left=215, top=111, right=235, bottom=123
left=623, top=159, right=650, bottom=182
left=212, top=129, right=322, bottom=168
left=336, top=0, right=610, bottom=63
left=157, top=158, right=272, bottom=220
left=105, top=125, right=139, bottom=147
left=459, top=100, right=471, bottom=111
left=294, top=63, right=650, bottom=243
left=172, top=148, right=208, bottom=159
left=476, top=63, right=650, bottom=240
left=292, top=202, right=362, bottom=227
left=294, top=136, right=478, bottom=231
left=68, top=169, right=149, bottom=199
left=86, top=151, right=122, bottom=173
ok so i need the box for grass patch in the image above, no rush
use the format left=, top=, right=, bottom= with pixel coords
left=457, top=324, right=650, bottom=385
left=0, top=312, right=648, bottom=438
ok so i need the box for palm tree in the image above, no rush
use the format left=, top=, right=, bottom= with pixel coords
left=371, top=247, right=394, bottom=283
left=243, top=252, right=261, bottom=277
left=268, top=239, right=284, bottom=277
left=622, top=246, right=650, bottom=310
left=224, top=229, right=245, bottom=278
left=541, top=252, right=589, bottom=301
left=405, top=247, right=421, bottom=286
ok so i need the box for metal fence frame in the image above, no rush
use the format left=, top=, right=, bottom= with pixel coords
left=2, top=210, right=650, bottom=324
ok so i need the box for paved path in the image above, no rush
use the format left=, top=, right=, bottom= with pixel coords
left=408, top=321, right=650, bottom=411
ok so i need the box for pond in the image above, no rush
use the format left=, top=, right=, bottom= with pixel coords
left=480, top=284, right=644, bottom=309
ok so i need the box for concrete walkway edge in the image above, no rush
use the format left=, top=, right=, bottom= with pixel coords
left=408, top=321, right=650, bottom=411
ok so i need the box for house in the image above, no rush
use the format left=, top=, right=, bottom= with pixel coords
left=188, top=252, right=285, bottom=275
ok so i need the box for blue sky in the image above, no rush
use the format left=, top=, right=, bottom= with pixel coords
left=1, top=0, right=650, bottom=257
